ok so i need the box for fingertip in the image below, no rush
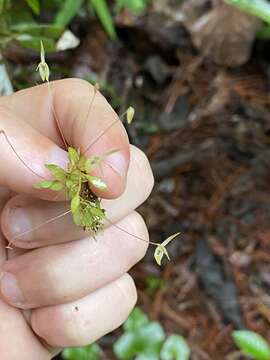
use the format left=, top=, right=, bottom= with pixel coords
left=91, top=149, right=130, bottom=199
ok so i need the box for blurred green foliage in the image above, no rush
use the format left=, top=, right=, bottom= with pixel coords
left=0, top=0, right=151, bottom=53
left=62, top=308, right=191, bottom=360
left=145, top=275, right=166, bottom=295
left=62, top=343, right=102, bottom=360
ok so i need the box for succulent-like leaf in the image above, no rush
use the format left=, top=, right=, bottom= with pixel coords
left=232, top=330, right=270, bottom=360
left=87, top=175, right=107, bottom=190
left=84, top=158, right=93, bottom=173
left=68, top=147, right=80, bottom=165
left=71, top=195, right=80, bottom=213
left=50, top=181, right=64, bottom=191
left=46, top=164, right=66, bottom=181
left=34, top=180, right=54, bottom=189
left=62, top=343, right=101, bottom=360
left=161, top=335, right=191, bottom=360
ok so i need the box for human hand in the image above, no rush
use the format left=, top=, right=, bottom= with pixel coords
left=0, top=79, right=154, bottom=359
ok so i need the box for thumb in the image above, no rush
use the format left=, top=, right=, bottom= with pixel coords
left=0, top=107, right=68, bottom=200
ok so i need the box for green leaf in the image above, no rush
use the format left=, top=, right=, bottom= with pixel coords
left=46, top=164, right=66, bottom=181
left=25, top=0, right=40, bottom=14
left=62, top=343, right=101, bottom=360
left=11, top=23, right=64, bottom=39
left=68, top=147, right=80, bottom=165
left=54, top=0, right=84, bottom=27
left=72, top=209, right=82, bottom=226
left=84, top=158, right=93, bottom=173
left=114, top=323, right=165, bottom=359
left=50, top=181, right=64, bottom=191
left=161, top=335, right=191, bottom=360
left=71, top=195, right=80, bottom=213
left=15, top=34, right=56, bottom=52
left=114, top=307, right=165, bottom=360
left=145, top=275, right=166, bottom=294
left=33, top=180, right=54, bottom=189
left=124, top=308, right=149, bottom=332
left=232, top=330, right=270, bottom=360
left=90, top=0, right=117, bottom=40
left=87, top=176, right=107, bottom=190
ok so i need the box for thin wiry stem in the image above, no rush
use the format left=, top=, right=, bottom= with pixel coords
left=47, top=81, right=68, bottom=150
left=0, top=130, right=46, bottom=180
left=106, top=218, right=159, bottom=247
left=82, top=117, right=121, bottom=156
left=13, top=209, right=72, bottom=240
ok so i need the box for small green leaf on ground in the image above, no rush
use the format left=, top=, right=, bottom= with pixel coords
left=161, top=335, right=191, bottom=360
left=114, top=307, right=165, bottom=359
left=62, top=343, right=101, bottom=360
left=232, top=330, right=270, bottom=360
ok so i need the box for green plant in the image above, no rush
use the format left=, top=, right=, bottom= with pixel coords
left=62, top=308, right=191, bottom=360
left=62, top=344, right=101, bottom=360
left=145, top=275, right=166, bottom=295
left=0, top=0, right=64, bottom=51
left=161, top=335, right=191, bottom=360
left=55, top=0, right=151, bottom=41
left=114, top=308, right=191, bottom=360
left=1, top=41, right=179, bottom=263
left=232, top=330, right=270, bottom=360
left=0, top=0, right=151, bottom=54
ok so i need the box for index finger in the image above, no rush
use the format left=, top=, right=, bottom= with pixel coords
left=0, top=78, right=130, bottom=199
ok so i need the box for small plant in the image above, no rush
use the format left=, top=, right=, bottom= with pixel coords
left=0, top=0, right=151, bottom=54
left=232, top=330, right=270, bottom=360
left=1, top=41, right=179, bottom=264
left=114, top=307, right=191, bottom=360
left=145, top=275, right=166, bottom=295
left=62, top=308, right=191, bottom=359
left=62, top=343, right=102, bottom=360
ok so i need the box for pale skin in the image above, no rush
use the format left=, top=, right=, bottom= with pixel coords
left=0, top=79, right=154, bottom=359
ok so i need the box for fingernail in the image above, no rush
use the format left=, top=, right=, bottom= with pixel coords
left=9, top=207, right=31, bottom=238
left=47, top=147, right=69, bottom=170
left=0, top=272, right=24, bottom=303
left=106, top=152, right=127, bottom=178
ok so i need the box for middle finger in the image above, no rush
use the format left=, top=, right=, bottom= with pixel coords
left=0, top=211, right=148, bottom=309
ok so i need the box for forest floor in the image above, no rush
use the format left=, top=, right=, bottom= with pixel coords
left=6, top=1, right=270, bottom=359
